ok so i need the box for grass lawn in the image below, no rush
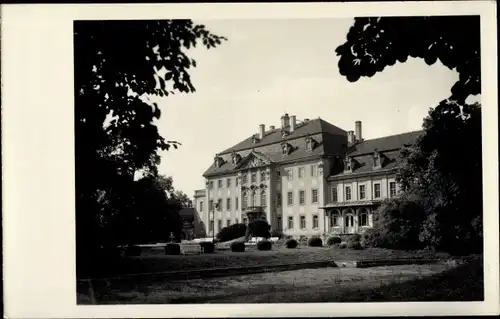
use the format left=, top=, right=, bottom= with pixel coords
left=77, top=259, right=483, bottom=304
left=82, top=245, right=453, bottom=279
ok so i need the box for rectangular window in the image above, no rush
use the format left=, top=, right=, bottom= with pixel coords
left=287, top=191, right=293, bottom=206
left=226, top=198, right=231, bottom=211
left=227, top=178, right=231, bottom=188
left=217, top=219, right=222, bottom=232
left=218, top=180, right=222, bottom=188
left=199, top=201, right=204, bottom=212
left=227, top=219, right=231, bottom=227
left=345, top=186, right=351, bottom=201
left=374, top=183, right=381, bottom=198
left=311, top=165, right=317, bottom=177
left=217, top=199, right=222, bottom=211
left=298, top=167, right=305, bottom=178
left=288, top=216, right=294, bottom=229
left=300, top=216, right=306, bottom=229
left=287, top=169, right=293, bottom=180
left=260, top=171, right=266, bottom=182
left=311, top=189, right=318, bottom=203
left=236, top=177, right=239, bottom=186
left=299, top=190, right=305, bottom=205
left=390, top=182, right=397, bottom=197
left=209, top=181, right=214, bottom=189
left=276, top=193, right=282, bottom=207
left=313, top=215, right=319, bottom=229
left=359, top=185, right=366, bottom=200
left=209, top=200, right=214, bottom=211
left=276, top=169, right=281, bottom=178
left=331, top=187, right=338, bottom=202
left=242, top=174, right=248, bottom=184
left=251, top=172, right=257, bottom=183
left=209, top=220, right=214, bottom=233
left=235, top=197, right=239, bottom=210
left=243, top=217, right=248, bottom=225
left=277, top=216, right=282, bottom=229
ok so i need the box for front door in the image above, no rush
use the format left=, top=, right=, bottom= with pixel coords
left=344, top=214, right=355, bottom=234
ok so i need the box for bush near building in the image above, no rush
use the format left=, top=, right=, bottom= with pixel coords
left=200, top=241, right=215, bottom=254
left=230, top=241, right=246, bottom=252
left=327, top=236, right=342, bottom=246
left=285, top=239, right=298, bottom=249
left=307, top=237, right=323, bottom=247
left=216, top=223, right=247, bottom=243
left=257, top=239, right=273, bottom=251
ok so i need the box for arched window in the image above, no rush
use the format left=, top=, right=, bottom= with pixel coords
left=344, top=209, right=354, bottom=228
left=251, top=191, right=257, bottom=207
left=242, top=191, right=248, bottom=209
left=358, top=208, right=369, bottom=227
left=261, top=190, right=267, bottom=207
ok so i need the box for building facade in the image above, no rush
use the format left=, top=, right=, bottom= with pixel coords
left=194, top=113, right=421, bottom=238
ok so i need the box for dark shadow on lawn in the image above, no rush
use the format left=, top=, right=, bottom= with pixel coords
left=168, top=259, right=484, bottom=303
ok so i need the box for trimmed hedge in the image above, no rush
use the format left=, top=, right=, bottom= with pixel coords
left=307, top=237, right=323, bottom=247
left=285, top=239, right=298, bottom=249
left=165, top=243, right=181, bottom=255
left=216, top=223, right=247, bottom=242
left=327, top=236, right=342, bottom=246
left=125, top=245, right=141, bottom=257
left=230, top=241, right=246, bottom=252
left=200, top=241, right=215, bottom=254
left=257, top=240, right=273, bottom=251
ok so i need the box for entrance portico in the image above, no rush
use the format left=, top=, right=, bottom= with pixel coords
left=320, top=200, right=380, bottom=235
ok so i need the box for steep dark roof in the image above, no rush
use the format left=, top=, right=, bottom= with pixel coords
left=347, top=130, right=422, bottom=156
left=220, top=118, right=346, bottom=154
left=328, top=130, right=423, bottom=180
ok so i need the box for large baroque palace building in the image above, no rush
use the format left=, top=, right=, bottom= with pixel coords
left=193, top=113, right=421, bottom=238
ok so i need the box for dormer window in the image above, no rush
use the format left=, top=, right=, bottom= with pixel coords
left=252, top=135, right=260, bottom=144
left=344, top=156, right=353, bottom=172
left=281, top=130, right=289, bottom=139
left=305, top=136, right=316, bottom=152
left=231, top=151, right=242, bottom=165
left=214, top=155, right=224, bottom=168
left=281, top=142, right=292, bottom=155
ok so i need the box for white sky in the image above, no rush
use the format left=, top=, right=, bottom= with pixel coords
left=150, top=18, right=464, bottom=198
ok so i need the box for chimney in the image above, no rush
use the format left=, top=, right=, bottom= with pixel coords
left=281, top=113, right=290, bottom=129
left=347, top=131, right=355, bottom=144
left=259, top=124, right=265, bottom=139
left=290, top=115, right=296, bottom=132
left=355, top=121, right=362, bottom=141
left=270, top=125, right=276, bottom=130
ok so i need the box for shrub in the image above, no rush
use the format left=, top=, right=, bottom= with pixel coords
left=230, top=241, right=246, bottom=252
left=285, top=239, right=298, bottom=249
left=248, top=219, right=271, bottom=238
left=216, top=223, right=247, bottom=242
left=200, top=241, right=215, bottom=254
left=307, top=237, right=323, bottom=247
left=327, top=236, right=342, bottom=246
left=125, top=245, right=141, bottom=257
left=257, top=239, right=273, bottom=251
left=339, top=242, right=347, bottom=249
left=362, top=228, right=384, bottom=248
left=165, top=243, right=181, bottom=255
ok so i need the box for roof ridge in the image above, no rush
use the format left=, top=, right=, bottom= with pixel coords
left=360, top=130, right=423, bottom=143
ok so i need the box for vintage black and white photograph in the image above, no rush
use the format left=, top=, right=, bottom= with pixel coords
left=74, top=15, right=485, bottom=304
left=2, top=2, right=498, bottom=318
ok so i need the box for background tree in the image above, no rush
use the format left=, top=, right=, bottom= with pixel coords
left=336, top=16, right=482, bottom=254
left=336, top=16, right=480, bottom=103
left=74, top=20, right=226, bottom=268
